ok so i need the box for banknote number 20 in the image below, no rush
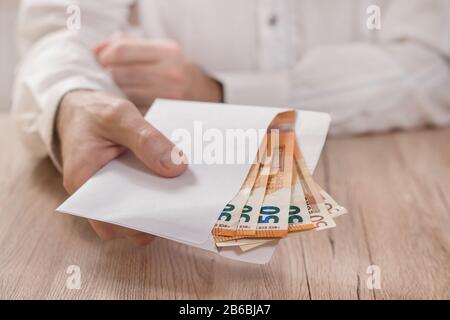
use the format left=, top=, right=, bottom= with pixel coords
left=258, top=206, right=280, bottom=223
left=218, top=204, right=235, bottom=221
left=239, top=205, right=252, bottom=223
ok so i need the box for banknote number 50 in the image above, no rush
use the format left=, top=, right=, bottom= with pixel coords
left=258, top=206, right=280, bottom=223
left=288, top=205, right=303, bottom=224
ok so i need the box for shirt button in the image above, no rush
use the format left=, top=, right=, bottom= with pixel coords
left=268, top=14, right=278, bottom=27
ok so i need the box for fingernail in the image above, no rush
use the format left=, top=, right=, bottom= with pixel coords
left=160, top=147, right=187, bottom=170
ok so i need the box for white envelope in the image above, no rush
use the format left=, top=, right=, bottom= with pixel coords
left=57, top=99, right=330, bottom=264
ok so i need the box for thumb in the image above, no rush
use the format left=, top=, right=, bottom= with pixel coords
left=93, top=32, right=129, bottom=58
left=104, top=102, right=188, bottom=178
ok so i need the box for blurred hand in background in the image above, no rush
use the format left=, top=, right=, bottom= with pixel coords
left=94, top=34, right=223, bottom=111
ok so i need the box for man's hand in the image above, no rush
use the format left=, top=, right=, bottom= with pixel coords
left=57, top=90, right=187, bottom=245
left=94, top=35, right=223, bottom=110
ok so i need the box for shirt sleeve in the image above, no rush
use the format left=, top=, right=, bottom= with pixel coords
left=216, top=0, right=450, bottom=135
left=11, top=0, right=134, bottom=170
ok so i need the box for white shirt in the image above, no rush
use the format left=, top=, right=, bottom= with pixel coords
left=12, top=0, right=450, bottom=167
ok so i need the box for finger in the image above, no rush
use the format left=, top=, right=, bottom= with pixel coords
left=102, top=102, right=188, bottom=177
left=107, top=61, right=183, bottom=88
left=88, top=219, right=154, bottom=246
left=110, top=224, right=155, bottom=246
left=88, top=219, right=119, bottom=240
left=121, top=87, right=155, bottom=113
left=93, top=39, right=110, bottom=55
left=93, top=32, right=129, bottom=56
left=127, top=233, right=155, bottom=246
left=107, top=64, right=156, bottom=87
left=121, top=84, right=183, bottom=101
left=97, top=38, right=181, bottom=66
left=122, top=85, right=183, bottom=110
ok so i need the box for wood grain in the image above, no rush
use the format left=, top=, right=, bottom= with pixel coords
left=0, top=115, right=448, bottom=299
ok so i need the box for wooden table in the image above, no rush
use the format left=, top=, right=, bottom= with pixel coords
left=0, top=114, right=449, bottom=299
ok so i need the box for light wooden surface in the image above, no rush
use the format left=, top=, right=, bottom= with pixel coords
left=0, top=114, right=449, bottom=300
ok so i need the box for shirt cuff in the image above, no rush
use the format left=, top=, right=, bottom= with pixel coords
left=213, top=72, right=290, bottom=107
left=30, top=76, right=119, bottom=172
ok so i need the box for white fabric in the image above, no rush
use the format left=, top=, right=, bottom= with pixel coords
left=12, top=0, right=450, bottom=167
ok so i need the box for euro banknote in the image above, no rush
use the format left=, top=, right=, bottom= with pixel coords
left=212, top=128, right=347, bottom=251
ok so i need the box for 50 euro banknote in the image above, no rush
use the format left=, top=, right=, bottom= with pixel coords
left=214, top=137, right=347, bottom=250
left=212, top=111, right=296, bottom=238
left=211, top=134, right=268, bottom=237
